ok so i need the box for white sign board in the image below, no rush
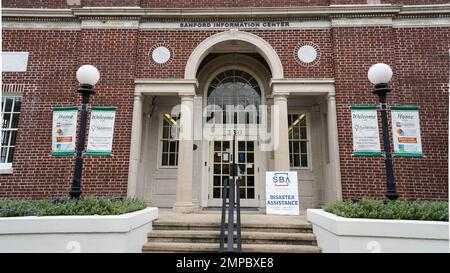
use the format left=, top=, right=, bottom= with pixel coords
left=351, top=106, right=382, bottom=156
left=391, top=106, right=423, bottom=157
left=52, top=107, right=78, bottom=156
left=265, top=172, right=299, bottom=215
left=86, top=107, right=116, bottom=156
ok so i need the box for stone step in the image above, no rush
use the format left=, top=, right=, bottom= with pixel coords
left=148, top=230, right=317, bottom=245
left=142, top=242, right=321, bottom=253
left=152, top=221, right=313, bottom=233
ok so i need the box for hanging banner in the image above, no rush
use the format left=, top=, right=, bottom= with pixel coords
left=351, top=106, right=382, bottom=156
left=52, top=107, right=78, bottom=156
left=265, top=172, right=300, bottom=215
left=86, top=106, right=116, bottom=156
left=391, top=106, right=423, bottom=157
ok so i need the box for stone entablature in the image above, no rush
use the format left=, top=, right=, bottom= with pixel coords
left=2, top=4, right=450, bottom=21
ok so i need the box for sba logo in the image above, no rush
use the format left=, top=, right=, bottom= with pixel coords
left=273, top=173, right=291, bottom=187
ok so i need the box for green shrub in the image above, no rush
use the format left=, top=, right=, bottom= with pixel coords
left=0, top=197, right=148, bottom=217
left=323, top=198, right=448, bottom=221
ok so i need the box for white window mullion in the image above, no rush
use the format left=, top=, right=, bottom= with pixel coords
left=288, top=112, right=310, bottom=169
left=1, top=94, right=22, bottom=169
left=159, top=113, right=180, bottom=168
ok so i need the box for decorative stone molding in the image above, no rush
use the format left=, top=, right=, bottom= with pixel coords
left=135, top=79, right=197, bottom=96
left=2, top=20, right=81, bottom=29
left=2, top=5, right=449, bottom=29
left=185, top=30, right=284, bottom=80
left=331, top=17, right=393, bottom=27
left=81, top=19, right=139, bottom=29
left=294, top=42, right=320, bottom=67
left=271, top=78, right=335, bottom=95
left=70, top=5, right=402, bottom=18
left=393, top=17, right=450, bottom=28
left=149, top=43, right=173, bottom=66
left=2, top=8, right=74, bottom=18
left=2, top=4, right=449, bottom=20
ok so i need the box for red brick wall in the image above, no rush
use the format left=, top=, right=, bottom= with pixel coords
left=390, top=27, right=449, bottom=200
left=77, top=29, right=138, bottom=197
left=136, top=29, right=333, bottom=79
left=333, top=26, right=449, bottom=201
left=2, top=25, right=448, bottom=201
left=1, top=29, right=137, bottom=199
left=1, top=30, right=82, bottom=199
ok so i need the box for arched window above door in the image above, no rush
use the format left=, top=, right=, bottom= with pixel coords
left=207, top=69, right=261, bottom=124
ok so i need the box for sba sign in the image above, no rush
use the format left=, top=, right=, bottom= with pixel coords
left=265, top=172, right=299, bottom=215
left=272, top=172, right=291, bottom=187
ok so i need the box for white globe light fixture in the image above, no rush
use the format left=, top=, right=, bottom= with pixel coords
left=70, top=64, right=100, bottom=199
left=368, top=63, right=392, bottom=85
left=76, top=64, right=100, bottom=86
left=367, top=62, right=399, bottom=201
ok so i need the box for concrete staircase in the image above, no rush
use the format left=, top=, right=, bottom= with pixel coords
left=142, top=214, right=321, bottom=253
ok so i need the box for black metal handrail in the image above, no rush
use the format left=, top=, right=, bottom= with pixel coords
left=219, top=177, right=228, bottom=252
left=236, top=177, right=242, bottom=253
left=218, top=131, right=242, bottom=253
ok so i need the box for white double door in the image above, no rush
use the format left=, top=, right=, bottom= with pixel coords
left=208, top=138, right=260, bottom=207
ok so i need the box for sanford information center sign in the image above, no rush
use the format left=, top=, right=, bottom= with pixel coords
left=179, top=21, right=290, bottom=29
left=140, top=20, right=330, bottom=29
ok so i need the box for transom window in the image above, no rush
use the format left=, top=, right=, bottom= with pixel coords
left=207, top=69, right=261, bottom=124
left=1, top=95, right=21, bottom=169
left=288, top=113, right=309, bottom=168
left=160, top=113, right=180, bottom=167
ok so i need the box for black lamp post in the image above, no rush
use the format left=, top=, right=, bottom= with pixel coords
left=368, top=63, right=399, bottom=200
left=69, top=65, right=100, bottom=199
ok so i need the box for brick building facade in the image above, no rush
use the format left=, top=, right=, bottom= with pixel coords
left=1, top=1, right=448, bottom=210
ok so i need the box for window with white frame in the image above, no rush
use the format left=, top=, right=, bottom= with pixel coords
left=160, top=113, right=180, bottom=167
left=1, top=95, right=22, bottom=169
left=288, top=113, right=309, bottom=168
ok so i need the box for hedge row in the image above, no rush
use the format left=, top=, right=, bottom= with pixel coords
left=324, top=198, right=448, bottom=221
left=0, top=197, right=148, bottom=217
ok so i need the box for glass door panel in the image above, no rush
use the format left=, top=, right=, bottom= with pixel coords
left=210, top=140, right=258, bottom=206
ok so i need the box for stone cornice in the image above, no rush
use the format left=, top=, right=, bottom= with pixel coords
left=70, top=5, right=401, bottom=18
left=271, top=78, right=335, bottom=94
left=2, top=8, right=74, bottom=18
left=400, top=4, right=450, bottom=15
left=2, top=4, right=450, bottom=20
left=135, top=79, right=198, bottom=96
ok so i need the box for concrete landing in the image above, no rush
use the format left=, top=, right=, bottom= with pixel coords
left=157, top=209, right=309, bottom=225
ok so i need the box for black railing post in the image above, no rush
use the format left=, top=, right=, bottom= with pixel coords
left=226, top=133, right=236, bottom=252
left=219, top=177, right=228, bottom=252
left=373, top=83, right=399, bottom=200
left=236, top=176, right=242, bottom=253
left=70, top=84, right=95, bottom=199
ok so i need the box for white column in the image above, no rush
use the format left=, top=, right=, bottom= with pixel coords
left=127, top=92, right=143, bottom=197
left=326, top=93, right=342, bottom=200
left=272, top=93, right=290, bottom=171
left=173, top=95, right=195, bottom=213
